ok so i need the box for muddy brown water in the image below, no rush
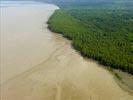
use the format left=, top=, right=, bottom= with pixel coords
left=0, top=1, right=133, bottom=100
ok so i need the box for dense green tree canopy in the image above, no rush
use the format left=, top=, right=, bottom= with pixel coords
left=48, top=4, right=133, bottom=74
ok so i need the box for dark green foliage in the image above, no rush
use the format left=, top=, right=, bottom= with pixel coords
left=48, top=9, right=133, bottom=74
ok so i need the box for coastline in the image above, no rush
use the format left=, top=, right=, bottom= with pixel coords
left=109, top=69, right=133, bottom=94
left=47, top=9, right=133, bottom=95
left=1, top=1, right=133, bottom=100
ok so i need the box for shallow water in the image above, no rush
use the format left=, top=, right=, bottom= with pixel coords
left=0, top=1, right=133, bottom=100
left=0, top=1, right=59, bottom=84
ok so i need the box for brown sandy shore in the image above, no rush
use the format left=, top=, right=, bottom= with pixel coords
left=0, top=2, right=133, bottom=100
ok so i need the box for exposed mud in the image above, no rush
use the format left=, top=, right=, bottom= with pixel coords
left=0, top=1, right=133, bottom=100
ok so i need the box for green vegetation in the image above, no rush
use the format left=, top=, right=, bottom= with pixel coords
left=48, top=8, right=133, bottom=74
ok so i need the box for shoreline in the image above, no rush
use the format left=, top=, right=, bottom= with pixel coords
left=47, top=9, right=133, bottom=75
left=47, top=9, right=133, bottom=95
left=48, top=25, right=133, bottom=95
left=109, top=69, right=133, bottom=94
left=1, top=1, right=133, bottom=100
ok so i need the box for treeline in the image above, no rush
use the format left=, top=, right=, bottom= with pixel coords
left=48, top=9, right=133, bottom=74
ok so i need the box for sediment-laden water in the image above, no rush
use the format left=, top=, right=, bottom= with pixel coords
left=0, top=1, right=133, bottom=100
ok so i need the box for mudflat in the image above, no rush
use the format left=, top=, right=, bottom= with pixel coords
left=0, top=1, right=133, bottom=100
